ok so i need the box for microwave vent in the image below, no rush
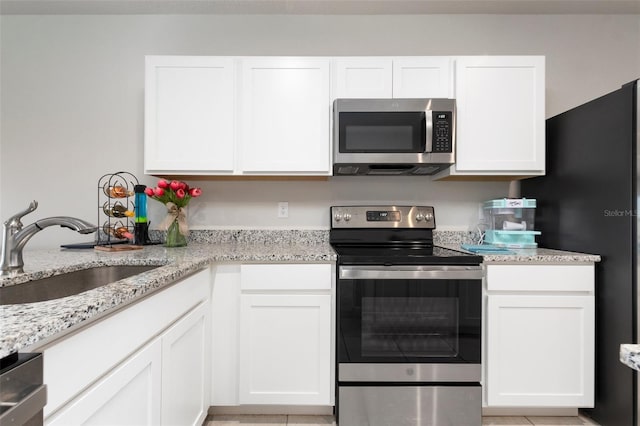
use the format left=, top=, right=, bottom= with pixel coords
left=412, top=166, right=441, bottom=175
left=336, top=165, right=361, bottom=175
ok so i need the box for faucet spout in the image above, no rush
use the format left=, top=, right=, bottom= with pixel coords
left=1, top=202, right=98, bottom=277
left=33, top=217, right=98, bottom=235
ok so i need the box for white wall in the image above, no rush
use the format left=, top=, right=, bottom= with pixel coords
left=1, top=14, right=639, bottom=248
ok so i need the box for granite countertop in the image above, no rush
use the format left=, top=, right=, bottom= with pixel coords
left=439, top=243, right=601, bottom=263
left=0, top=238, right=336, bottom=359
left=0, top=229, right=600, bottom=359
left=620, top=344, right=640, bottom=371
left=478, top=247, right=600, bottom=263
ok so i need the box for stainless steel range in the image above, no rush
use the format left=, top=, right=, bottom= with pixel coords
left=330, top=206, right=483, bottom=426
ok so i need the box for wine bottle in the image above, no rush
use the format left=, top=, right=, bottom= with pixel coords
left=103, top=185, right=134, bottom=198
left=103, top=203, right=134, bottom=218
left=103, top=224, right=133, bottom=240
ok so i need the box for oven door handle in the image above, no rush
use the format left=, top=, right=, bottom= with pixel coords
left=339, top=265, right=483, bottom=280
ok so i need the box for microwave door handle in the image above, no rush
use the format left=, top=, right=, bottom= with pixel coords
left=425, top=109, right=433, bottom=153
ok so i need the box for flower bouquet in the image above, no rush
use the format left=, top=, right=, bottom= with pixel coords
left=145, top=179, right=202, bottom=247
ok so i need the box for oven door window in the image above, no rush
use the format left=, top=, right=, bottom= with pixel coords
left=338, top=112, right=426, bottom=153
left=338, top=278, right=481, bottom=364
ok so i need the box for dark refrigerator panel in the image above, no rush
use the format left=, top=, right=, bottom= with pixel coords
left=522, top=81, right=637, bottom=426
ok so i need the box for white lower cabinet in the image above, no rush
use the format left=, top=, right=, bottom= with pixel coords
left=161, top=300, right=211, bottom=426
left=485, top=264, right=595, bottom=408
left=47, top=339, right=162, bottom=426
left=211, top=263, right=334, bottom=407
left=43, top=268, right=212, bottom=425
left=239, top=293, right=331, bottom=405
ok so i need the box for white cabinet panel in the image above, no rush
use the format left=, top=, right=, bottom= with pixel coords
left=334, top=58, right=392, bottom=98
left=393, top=57, right=452, bottom=98
left=161, top=301, right=210, bottom=426
left=486, top=264, right=594, bottom=292
left=453, top=56, right=545, bottom=174
left=240, top=58, right=331, bottom=174
left=239, top=294, right=332, bottom=405
left=210, top=265, right=241, bottom=406
left=487, top=294, right=594, bottom=407
left=240, top=263, right=332, bottom=291
left=47, top=339, right=162, bottom=426
left=145, top=56, right=235, bottom=173
left=484, top=263, right=595, bottom=409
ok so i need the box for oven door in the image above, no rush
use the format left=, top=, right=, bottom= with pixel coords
left=337, top=265, right=482, bottom=382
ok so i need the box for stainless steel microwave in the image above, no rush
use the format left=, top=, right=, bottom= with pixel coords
left=333, top=98, right=456, bottom=176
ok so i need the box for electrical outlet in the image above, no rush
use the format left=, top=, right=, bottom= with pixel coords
left=278, top=202, right=289, bottom=218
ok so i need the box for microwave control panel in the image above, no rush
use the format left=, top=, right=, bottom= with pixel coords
left=432, top=111, right=453, bottom=153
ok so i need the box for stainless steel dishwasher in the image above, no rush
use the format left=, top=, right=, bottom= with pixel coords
left=0, top=353, right=47, bottom=426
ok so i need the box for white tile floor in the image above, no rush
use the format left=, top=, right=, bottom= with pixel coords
left=204, top=414, right=601, bottom=426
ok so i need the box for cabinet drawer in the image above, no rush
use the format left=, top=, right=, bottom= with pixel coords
left=486, top=264, right=594, bottom=292
left=241, top=264, right=332, bottom=291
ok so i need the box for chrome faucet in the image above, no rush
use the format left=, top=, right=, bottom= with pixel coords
left=1, top=201, right=98, bottom=277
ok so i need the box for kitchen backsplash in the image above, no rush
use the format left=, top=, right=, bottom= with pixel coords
left=149, top=229, right=479, bottom=246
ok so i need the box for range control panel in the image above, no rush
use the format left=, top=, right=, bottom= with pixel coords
left=331, top=206, right=436, bottom=229
left=432, top=111, right=453, bottom=153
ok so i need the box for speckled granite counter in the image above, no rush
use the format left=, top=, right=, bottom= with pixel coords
left=478, top=247, right=600, bottom=263
left=440, top=244, right=600, bottom=263
left=620, top=344, right=640, bottom=371
left=0, top=238, right=336, bottom=359
left=0, top=229, right=599, bottom=359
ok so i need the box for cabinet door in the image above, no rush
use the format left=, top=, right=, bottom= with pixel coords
left=145, top=56, right=235, bottom=173
left=393, top=57, right=452, bottom=98
left=161, top=301, right=211, bottom=426
left=486, top=294, right=594, bottom=407
left=47, top=339, right=162, bottom=426
left=334, top=58, right=392, bottom=98
left=240, top=58, right=331, bottom=174
left=454, top=56, right=545, bottom=173
left=239, top=294, right=332, bottom=405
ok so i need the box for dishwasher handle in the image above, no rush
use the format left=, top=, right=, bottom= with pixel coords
left=339, top=265, right=483, bottom=280
left=0, top=384, right=47, bottom=426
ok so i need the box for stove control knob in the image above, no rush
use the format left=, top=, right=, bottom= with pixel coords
left=425, top=212, right=434, bottom=222
left=344, top=213, right=352, bottom=222
left=334, top=213, right=343, bottom=222
left=416, top=213, right=424, bottom=222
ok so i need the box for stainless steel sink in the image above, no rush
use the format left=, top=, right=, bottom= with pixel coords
left=0, top=265, right=159, bottom=305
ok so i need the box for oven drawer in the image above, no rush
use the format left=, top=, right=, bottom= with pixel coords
left=339, top=363, right=480, bottom=382
left=338, top=385, right=481, bottom=426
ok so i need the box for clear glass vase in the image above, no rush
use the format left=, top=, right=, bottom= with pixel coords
left=165, top=218, right=187, bottom=247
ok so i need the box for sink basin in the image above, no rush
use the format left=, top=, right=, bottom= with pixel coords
left=0, top=265, right=159, bottom=305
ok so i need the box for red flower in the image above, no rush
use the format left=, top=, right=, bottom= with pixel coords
left=147, top=179, right=202, bottom=209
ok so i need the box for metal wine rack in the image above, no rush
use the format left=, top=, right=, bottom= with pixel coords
left=97, top=171, right=138, bottom=246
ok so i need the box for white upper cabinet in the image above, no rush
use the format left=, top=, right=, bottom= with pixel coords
left=333, top=57, right=452, bottom=99
left=145, top=56, right=235, bottom=174
left=144, top=55, right=544, bottom=177
left=393, top=57, right=453, bottom=98
left=239, top=58, right=331, bottom=174
left=436, top=56, right=545, bottom=178
left=334, top=58, right=392, bottom=98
